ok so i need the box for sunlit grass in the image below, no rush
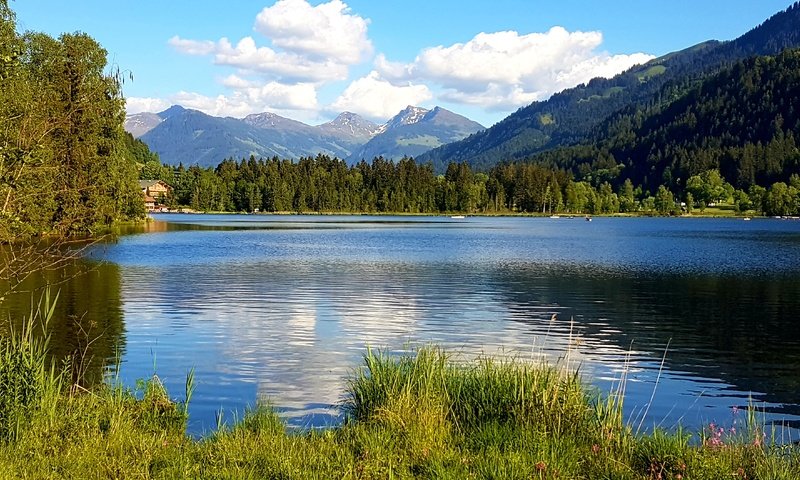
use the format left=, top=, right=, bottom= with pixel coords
left=1, top=297, right=799, bottom=478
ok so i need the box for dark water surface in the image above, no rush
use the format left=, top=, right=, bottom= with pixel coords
left=4, top=215, right=800, bottom=436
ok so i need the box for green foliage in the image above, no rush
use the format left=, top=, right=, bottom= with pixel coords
left=0, top=6, right=143, bottom=240
left=123, top=131, right=160, bottom=166
left=765, top=181, right=800, bottom=216
left=345, top=347, right=593, bottom=440
left=165, top=155, right=493, bottom=214
left=733, top=189, right=752, bottom=213
left=687, top=170, right=729, bottom=209
left=654, top=185, right=676, bottom=214
left=633, top=428, right=691, bottom=478
left=532, top=48, right=800, bottom=198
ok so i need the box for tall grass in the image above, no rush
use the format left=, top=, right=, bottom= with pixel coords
left=0, top=311, right=799, bottom=479
left=0, top=288, right=62, bottom=441
left=345, top=346, right=595, bottom=437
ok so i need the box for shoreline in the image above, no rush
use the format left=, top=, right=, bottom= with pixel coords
left=148, top=209, right=772, bottom=219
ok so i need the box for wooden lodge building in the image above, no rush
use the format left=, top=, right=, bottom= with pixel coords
left=139, top=180, right=172, bottom=212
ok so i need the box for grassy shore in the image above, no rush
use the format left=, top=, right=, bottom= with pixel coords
left=1, top=311, right=798, bottom=479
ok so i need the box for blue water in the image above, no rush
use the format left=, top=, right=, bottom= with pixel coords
left=79, top=215, right=800, bottom=436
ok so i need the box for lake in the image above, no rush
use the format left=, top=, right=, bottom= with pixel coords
left=3, top=214, right=800, bottom=437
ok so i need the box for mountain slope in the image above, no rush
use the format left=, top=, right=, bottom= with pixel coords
left=242, top=112, right=314, bottom=132
left=318, top=112, right=380, bottom=144
left=531, top=48, right=800, bottom=192
left=418, top=2, right=800, bottom=172
left=348, top=106, right=484, bottom=163
left=124, top=112, right=162, bottom=137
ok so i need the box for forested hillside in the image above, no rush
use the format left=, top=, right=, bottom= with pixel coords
left=531, top=48, right=800, bottom=194
left=0, top=2, right=143, bottom=240
left=419, top=2, right=800, bottom=171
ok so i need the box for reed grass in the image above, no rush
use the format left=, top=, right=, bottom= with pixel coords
left=0, top=302, right=799, bottom=479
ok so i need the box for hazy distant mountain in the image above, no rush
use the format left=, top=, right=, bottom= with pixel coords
left=137, top=106, right=366, bottom=167
left=124, top=112, right=163, bottom=138
left=348, top=106, right=484, bottom=163
left=318, top=112, right=381, bottom=144
left=242, top=112, right=314, bottom=132
left=418, top=2, right=800, bottom=171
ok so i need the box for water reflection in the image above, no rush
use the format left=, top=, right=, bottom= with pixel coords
left=0, top=256, right=125, bottom=386
left=493, top=266, right=800, bottom=426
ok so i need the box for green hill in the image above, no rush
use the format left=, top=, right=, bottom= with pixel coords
left=532, top=48, right=800, bottom=193
left=418, top=2, right=800, bottom=172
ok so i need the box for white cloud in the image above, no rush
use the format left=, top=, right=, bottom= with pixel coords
left=255, top=0, right=372, bottom=64
left=377, top=27, right=654, bottom=110
left=244, top=82, right=319, bottom=110
left=162, top=5, right=653, bottom=123
left=374, top=54, right=414, bottom=80
left=439, top=84, right=540, bottom=111
left=170, top=35, right=348, bottom=83
left=125, top=97, right=171, bottom=114
left=124, top=83, right=319, bottom=119
left=220, top=74, right=256, bottom=89
left=331, top=71, right=432, bottom=121
left=213, top=36, right=348, bottom=82
left=169, top=0, right=370, bottom=86
left=168, top=36, right=216, bottom=55
left=171, top=81, right=319, bottom=118
left=553, top=52, right=655, bottom=86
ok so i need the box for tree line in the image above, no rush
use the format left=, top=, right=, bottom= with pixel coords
left=140, top=154, right=800, bottom=217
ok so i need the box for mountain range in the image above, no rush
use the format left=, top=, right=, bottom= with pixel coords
left=127, top=1, right=800, bottom=180
left=125, top=105, right=483, bottom=168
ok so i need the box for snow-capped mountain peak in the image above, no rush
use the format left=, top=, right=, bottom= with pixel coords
left=390, top=106, right=429, bottom=128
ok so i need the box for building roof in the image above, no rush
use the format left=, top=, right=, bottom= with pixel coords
left=139, top=179, right=171, bottom=189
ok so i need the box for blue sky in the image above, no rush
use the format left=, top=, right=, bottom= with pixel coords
left=13, top=0, right=794, bottom=126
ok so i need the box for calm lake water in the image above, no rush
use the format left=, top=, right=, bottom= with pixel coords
left=4, top=214, right=800, bottom=436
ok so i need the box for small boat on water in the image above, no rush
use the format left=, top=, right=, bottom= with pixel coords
left=549, top=215, right=560, bottom=219
left=450, top=215, right=465, bottom=219
left=585, top=216, right=592, bottom=222
left=743, top=217, right=751, bottom=221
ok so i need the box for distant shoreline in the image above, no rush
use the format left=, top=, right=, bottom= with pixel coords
left=147, top=210, right=772, bottom=219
